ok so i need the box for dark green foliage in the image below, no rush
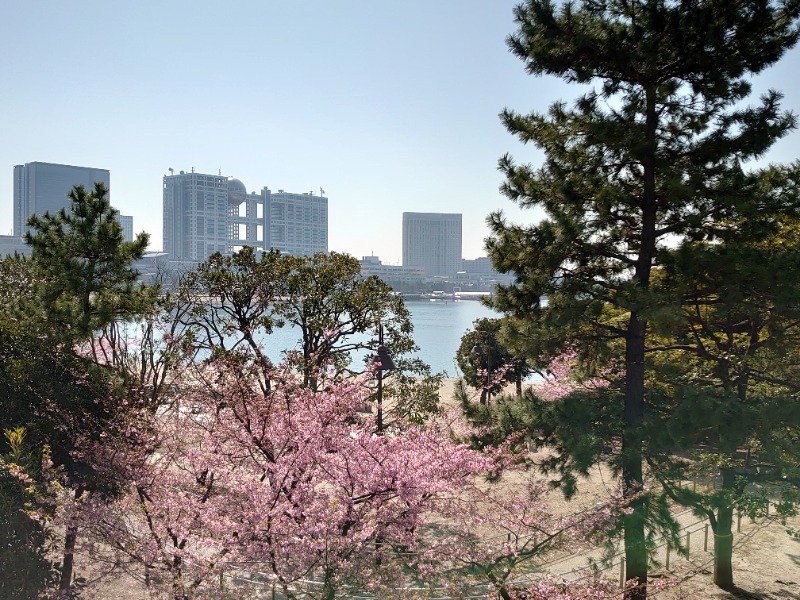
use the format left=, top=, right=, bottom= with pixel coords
left=490, top=1, right=800, bottom=595
left=2, top=184, right=157, bottom=597
left=178, top=246, right=291, bottom=382
left=456, top=318, right=532, bottom=402
left=642, top=214, right=800, bottom=587
left=25, top=181, right=150, bottom=339
left=0, top=307, right=115, bottom=491
left=179, top=248, right=442, bottom=424
left=277, top=251, right=416, bottom=386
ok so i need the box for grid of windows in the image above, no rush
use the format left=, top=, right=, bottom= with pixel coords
left=14, top=162, right=110, bottom=236
left=164, top=173, right=328, bottom=261
left=267, top=192, right=328, bottom=256
left=163, top=172, right=228, bottom=261
left=402, top=212, right=462, bottom=279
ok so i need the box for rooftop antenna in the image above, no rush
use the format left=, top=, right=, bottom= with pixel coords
left=168, top=167, right=174, bottom=175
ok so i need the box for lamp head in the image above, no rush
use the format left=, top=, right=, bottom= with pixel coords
left=373, top=345, right=396, bottom=371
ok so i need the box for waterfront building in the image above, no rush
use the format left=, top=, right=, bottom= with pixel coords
left=402, top=212, right=462, bottom=279
left=163, top=170, right=229, bottom=262
left=14, top=162, right=110, bottom=236
left=163, top=169, right=328, bottom=261
left=0, top=235, right=30, bottom=256
left=267, top=189, right=328, bottom=256
left=227, top=178, right=268, bottom=253
left=359, top=255, right=425, bottom=285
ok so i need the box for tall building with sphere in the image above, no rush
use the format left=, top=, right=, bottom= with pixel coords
left=163, top=169, right=328, bottom=262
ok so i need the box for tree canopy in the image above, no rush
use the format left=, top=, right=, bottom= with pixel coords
left=25, top=181, right=150, bottom=339
left=488, top=1, right=800, bottom=596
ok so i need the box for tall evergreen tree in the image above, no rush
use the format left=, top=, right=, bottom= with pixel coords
left=456, top=317, right=531, bottom=402
left=19, top=182, right=152, bottom=594
left=646, top=202, right=800, bottom=588
left=25, top=181, right=149, bottom=339
left=489, top=2, right=800, bottom=596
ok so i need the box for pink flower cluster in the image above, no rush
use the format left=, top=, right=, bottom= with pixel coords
left=533, top=348, right=613, bottom=402
left=77, top=357, right=492, bottom=596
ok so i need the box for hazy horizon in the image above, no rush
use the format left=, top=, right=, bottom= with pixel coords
left=3, top=2, right=799, bottom=264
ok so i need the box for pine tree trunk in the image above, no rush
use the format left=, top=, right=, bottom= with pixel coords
left=622, top=312, right=649, bottom=600
left=713, top=468, right=736, bottom=589
left=620, top=81, right=659, bottom=600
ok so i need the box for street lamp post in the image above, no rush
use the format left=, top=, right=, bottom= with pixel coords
left=372, top=323, right=396, bottom=433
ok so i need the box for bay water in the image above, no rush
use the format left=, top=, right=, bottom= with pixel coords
left=262, top=299, right=497, bottom=377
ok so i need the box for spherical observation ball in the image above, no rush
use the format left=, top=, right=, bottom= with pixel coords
left=227, top=177, right=247, bottom=205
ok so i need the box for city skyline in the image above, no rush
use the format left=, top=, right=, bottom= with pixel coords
left=2, top=3, right=799, bottom=264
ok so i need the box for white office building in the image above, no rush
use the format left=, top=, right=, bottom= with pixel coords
left=402, top=212, right=462, bottom=279
left=14, top=162, right=110, bottom=236
left=163, top=170, right=229, bottom=262
left=359, top=255, right=425, bottom=284
left=163, top=169, right=328, bottom=262
left=267, top=190, right=328, bottom=257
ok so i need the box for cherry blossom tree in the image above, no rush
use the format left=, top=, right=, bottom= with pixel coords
left=531, top=348, right=612, bottom=403
left=77, top=356, right=489, bottom=599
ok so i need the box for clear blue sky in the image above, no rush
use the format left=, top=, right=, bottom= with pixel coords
left=2, top=2, right=799, bottom=264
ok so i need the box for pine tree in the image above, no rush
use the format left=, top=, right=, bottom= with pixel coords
left=489, top=2, right=800, bottom=596
left=456, top=317, right=531, bottom=403
left=25, top=181, right=149, bottom=339
left=646, top=199, right=800, bottom=589
left=22, top=181, right=151, bottom=594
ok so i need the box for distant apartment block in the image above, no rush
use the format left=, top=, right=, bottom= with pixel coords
left=14, top=162, right=110, bottom=236
left=359, top=255, right=425, bottom=284
left=163, top=169, right=328, bottom=262
left=402, top=212, right=462, bottom=279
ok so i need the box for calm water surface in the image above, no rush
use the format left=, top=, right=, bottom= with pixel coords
left=404, top=299, right=497, bottom=376
left=263, top=299, right=496, bottom=377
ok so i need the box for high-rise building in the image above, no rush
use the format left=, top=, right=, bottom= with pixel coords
left=402, top=212, right=462, bottom=279
left=119, top=215, right=134, bottom=242
left=163, top=170, right=328, bottom=262
left=163, top=170, right=229, bottom=262
left=14, top=162, right=110, bottom=235
left=267, top=190, right=328, bottom=257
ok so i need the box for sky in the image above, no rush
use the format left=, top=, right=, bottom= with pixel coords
left=2, top=2, right=799, bottom=265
